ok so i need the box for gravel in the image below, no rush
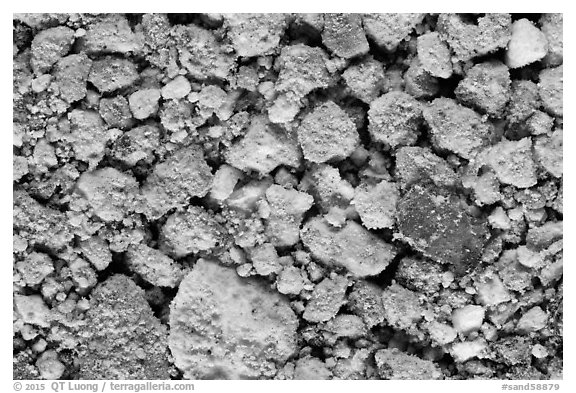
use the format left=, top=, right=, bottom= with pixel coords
left=13, top=13, right=562, bottom=381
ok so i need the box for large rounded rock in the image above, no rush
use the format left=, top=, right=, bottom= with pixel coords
left=169, top=259, right=298, bottom=379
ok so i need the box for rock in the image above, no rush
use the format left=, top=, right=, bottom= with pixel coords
left=13, top=190, right=73, bottom=251
left=175, top=24, right=234, bottom=80
left=531, top=344, right=549, bottom=359
left=495, top=249, right=533, bottom=293
left=455, top=61, right=511, bottom=117
left=141, top=145, right=213, bottom=219
left=301, top=217, right=396, bottom=277
left=81, top=16, right=142, bottom=54
left=35, top=350, right=65, bottom=380
left=88, top=57, right=139, bottom=93
left=16, top=252, right=54, bottom=286
left=53, top=54, right=92, bottom=104
left=342, top=57, right=385, bottom=103
left=161, top=75, right=191, bottom=100
left=274, top=44, right=331, bottom=100
left=353, top=180, right=399, bottom=229
left=31, top=74, right=52, bottom=93
left=450, top=339, right=487, bottom=363
left=395, top=146, right=457, bottom=190
left=348, top=280, right=385, bottom=328
left=437, top=13, right=511, bottom=62
left=404, top=58, right=439, bottom=98
left=126, top=244, right=184, bottom=288
left=77, top=275, right=171, bottom=379
left=492, top=336, right=532, bottom=366
left=381, top=283, right=423, bottom=330
left=250, top=243, right=282, bottom=276
left=194, top=84, right=235, bottom=120
left=462, top=171, right=502, bottom=206
left=423, top=98, right=493, bottom=159
left=322, top=14, right=369, bottom=59
left=396, top=183, right=489, bottom=271
left=233, top=65, right=259, bottom=91
left=488, top=207, right=512, bottom=230
left=68, top=257, right=97, bottom=293
left=526, top=221, right=562, bottom=251
left=99, top=96, right=133, bottom=129
left=265, top=185, right=313, bottom=247
left=452, top=305, right=485, bottom=334
left=303, top=275, right=348, bottom=323
left=268, top=94, right=301, bottom=124
left=14, top=13, right=69, bottom=29
left=506, top=80, right=540, bottom=126
left=129, top=88, right=161, bottom=120
left=33, top=138, right=58, bottom=169
left=111, top=124, right=161, bottom=167
left=375, top=348, right=442, bottom=379
left=31, top=26, right=75, bottom=74
left=294, top=356, right=332, bottom=380
left=517, top=306, right=548, bottom=333
left=226, top=117, right=302, bottom=174
left=540, top=14, right=563, bottom=66
left=210, top=165, right=244, bottom=203
left=534, top=129, right=562, bottom=178
left=76, top=167, right=139, bottom=222
left=160, top=206, right=225, bottom=258
left=475, top=275, right=512, bottom=306
left=79, top=237, right=112, bottom=271
left=539, top=258, right=563, bottom=287
left=427, top=321, right=457, bottom=345
left=417, top=32, right=452, bottom=79
left=169, top=259, right=298, bottom=379
left=323, top=314, right=366, bottom=340
left=526, top=111, right=554, bottom=136
left=299, top=164, right=355, bottom=212
left=396, top=257, right=443, bottom=295
left=332, top=349, right=371, bottom=379
left=224, top=14, right=286, bottom=57
left=297, top=101, right=359, bottom=163
left=538, top=65, right=563, bottom=117
left=482, top=138, right=537, bottom=188
left=276, top=266, right=307, bottom=295
left=505, top=19, right=548, bottom=69
left=225, top=178, right=272, bottom=214
left=362, top=13, right=424, bottom=51
left=13, top=156, right=29, bottom=182
left=66, top=109, right=110, bottom=168
left=368, top=91, right=422, bottom=148
left=14, top=295, right=52, bottom=328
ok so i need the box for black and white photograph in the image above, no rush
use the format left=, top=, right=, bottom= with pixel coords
left=9, top=7, right=568, bottom=388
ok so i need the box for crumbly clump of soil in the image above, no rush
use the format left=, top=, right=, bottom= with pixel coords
left=13, top=13, right=562, bottom=381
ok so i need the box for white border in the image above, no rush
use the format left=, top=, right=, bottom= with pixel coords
left=2, top=4, right=572, bottom=392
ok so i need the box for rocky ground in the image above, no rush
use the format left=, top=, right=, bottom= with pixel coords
left=13, top=13, right=562, bottom=380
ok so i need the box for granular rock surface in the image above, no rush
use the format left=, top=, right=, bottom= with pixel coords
left=13, top=13, right=563, bottom=381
